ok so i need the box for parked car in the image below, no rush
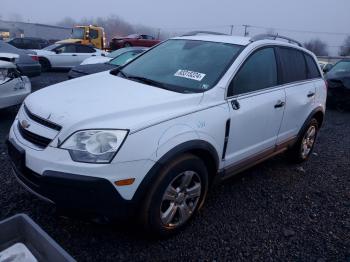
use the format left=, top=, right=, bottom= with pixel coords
left=68, top=47, right=147, bottom=79
left=0, top=41, right=41, bottom=77
left=0, top=53, right=31, bottom=109
left=7, top=37, right=50, bottom=50
left=34, top=43, right=107, bottom=71
left=80, top=47, right=147, bottom=65
left=110, top=34, right=160, bottom=50
left=325, top=59, right=350, bottom=110
left=7, top=33, right=326, bottom=236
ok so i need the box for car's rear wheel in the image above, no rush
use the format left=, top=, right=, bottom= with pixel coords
left=123, top=42, right=132, bottom=47
left=288, top=118, right=319, bottom=163
left=140, top=154, right=208, bottom=237
left=39, top=57, right=51, bottom=72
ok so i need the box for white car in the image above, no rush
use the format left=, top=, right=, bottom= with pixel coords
left=33, top=43, right=106, bottom=71
left=0, top=53, right=31, bottom=109
left=7, top=33, right=326, bottom=236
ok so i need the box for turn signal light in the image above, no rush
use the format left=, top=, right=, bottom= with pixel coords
left=115, top=178, right=135, bottom=186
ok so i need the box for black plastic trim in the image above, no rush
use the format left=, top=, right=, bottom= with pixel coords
left=24, top=104, right=62, bottom=131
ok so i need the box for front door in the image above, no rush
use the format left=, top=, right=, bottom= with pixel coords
left=224, top=47, right=286, bottom=167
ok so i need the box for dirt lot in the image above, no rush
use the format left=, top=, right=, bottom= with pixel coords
left=0, top=72, right=349, bottom=261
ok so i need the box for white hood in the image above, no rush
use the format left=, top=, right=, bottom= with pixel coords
left=24, top=71, right=203, bottom=137
left=80, top=56, right=111, bottom=65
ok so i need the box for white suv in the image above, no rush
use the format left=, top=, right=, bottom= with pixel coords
left=7, top=33, right=327, bottom=236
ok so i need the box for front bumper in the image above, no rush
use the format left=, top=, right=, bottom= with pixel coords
left=67, top=69, right=86, bottom=79
left=7, top=138, right=137, bottom=219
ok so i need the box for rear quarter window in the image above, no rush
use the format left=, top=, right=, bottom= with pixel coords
left=304, top=54, right=321, bottom=79
left=278, top=47, right=307, bottom=84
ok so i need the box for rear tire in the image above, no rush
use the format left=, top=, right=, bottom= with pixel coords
left=140, top=154, right=208, bottom=237
left=39, top=57, right=51, bottom=72
left=123, top=42, right=132, bottom=47
left=288, top=118, right=319, bottom=163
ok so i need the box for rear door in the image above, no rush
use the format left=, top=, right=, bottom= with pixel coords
left=50, top=44, right=78, bottom=68
left=75, top=45, right=97, bottom=65
left=224, top=47, right=286, bottom=166
left=276, top=47, right=317, bottom=144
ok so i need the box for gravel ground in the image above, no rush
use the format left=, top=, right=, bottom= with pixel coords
left=0, top=72, right=349, bottom=261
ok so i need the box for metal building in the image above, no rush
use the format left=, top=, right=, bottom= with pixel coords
left=0, top=20, right=71, bottom=41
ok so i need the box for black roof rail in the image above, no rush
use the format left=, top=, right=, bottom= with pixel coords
left=181, top=31, right=228, bottom=37
left=250, top=34, right=303, bottom=47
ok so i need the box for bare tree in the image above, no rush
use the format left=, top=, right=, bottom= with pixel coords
left=8, top=13, right=23, bottom=22
left=56, top=17, right=76, bottom=28
left=339, top=36, right=350, bottom=56
left=56, top=15, right=168, bottom=43
left=303, top=39, right=328, bottom=56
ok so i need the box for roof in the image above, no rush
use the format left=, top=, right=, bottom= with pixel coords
left=174, top=34, right=251, bottom=46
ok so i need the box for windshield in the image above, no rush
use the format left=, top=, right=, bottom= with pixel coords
left=120, top=39, right=243, bottom=93
left=43, top=44, right=59, bottom=51
left=109, top=51, right=143, bottom=67
left=329, top=61, right=350, bottom=74
left=71, top=27, right=85, bottom=39
left=107, top=48, right=134, bottom=58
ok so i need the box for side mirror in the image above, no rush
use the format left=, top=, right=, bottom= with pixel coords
left=54, top=49, right=62, bottom=54
left=323, top=64, right=333, bottom=73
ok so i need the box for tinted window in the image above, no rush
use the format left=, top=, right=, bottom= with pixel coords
left=56, top=44, right=76, bottom=53
left=89, top=29, right=99, bottom=39
left=278, top=48, right=307, bottom=83
left=304, top=54, right=321, bottom=79
left=228, top=48, right=277, bottom=96
left=76, top=45, right=95, bottom=53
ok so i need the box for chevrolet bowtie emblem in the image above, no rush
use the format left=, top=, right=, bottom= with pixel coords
left=21, top=120, right=30, bottom=129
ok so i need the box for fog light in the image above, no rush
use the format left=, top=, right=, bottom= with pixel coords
left=115, top=178, right=135, bottom=186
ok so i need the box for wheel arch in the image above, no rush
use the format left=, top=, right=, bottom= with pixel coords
left=38, top=56, right=51, bottom=67
left=131, top=140, right=220, bottom=204
left=298, top=107, right=324, bottom=139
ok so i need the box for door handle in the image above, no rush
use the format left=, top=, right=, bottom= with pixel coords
left=92, top=55, right=96, bottom=56
left=274, top=100, right=285, bottom=108
left=231, top=99, right=240, bottom=110
left=307, top=92, right=315, bottom=98
left=72, top=54, right=77, bottom=56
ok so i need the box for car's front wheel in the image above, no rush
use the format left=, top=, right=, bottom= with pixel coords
left=140, top=154, right=208, bottom=237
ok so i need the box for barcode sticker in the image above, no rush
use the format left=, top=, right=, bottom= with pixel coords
left=174, top=70, right=206, bottom=81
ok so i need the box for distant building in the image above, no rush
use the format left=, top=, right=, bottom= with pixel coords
left=0, top=20, right=71, bottom=41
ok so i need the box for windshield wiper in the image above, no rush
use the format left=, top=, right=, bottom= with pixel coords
left=126, top=75, right=171, bottom=90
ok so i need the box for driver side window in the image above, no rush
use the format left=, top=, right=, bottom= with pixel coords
left=228, top=47, right=278, bottom=97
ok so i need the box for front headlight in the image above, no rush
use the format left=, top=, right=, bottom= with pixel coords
left=60, top=130, right=128, bottom=163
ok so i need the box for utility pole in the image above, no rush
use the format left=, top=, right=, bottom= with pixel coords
left=229, top=25, right=234, bottom=35
left=242, top=24, right=249, bottom=36
left=157, top=28, right=161, bottom=39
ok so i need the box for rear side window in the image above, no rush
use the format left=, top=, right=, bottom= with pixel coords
left=304, top=54, right=321, bottom=79
left=76, top=45, right=95, bottom=53
left=228, top=47, right=278, bottom=96
left=278, top=48, right=307, bottom=84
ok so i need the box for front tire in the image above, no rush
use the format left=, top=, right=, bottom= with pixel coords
left=140, top=154, right=208, bottom=237
left=288, top=118, right=319, bottom=163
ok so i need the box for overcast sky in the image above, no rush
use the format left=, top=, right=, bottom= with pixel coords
left=1, top=0, right=349, bottom=54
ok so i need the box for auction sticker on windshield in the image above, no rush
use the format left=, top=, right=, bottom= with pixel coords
left=174, top=70, right=206, bottom=81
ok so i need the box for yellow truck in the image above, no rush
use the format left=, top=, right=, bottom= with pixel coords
left=56, top=25, right=106, bottom=49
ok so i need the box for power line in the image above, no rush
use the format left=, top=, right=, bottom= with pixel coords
left=159, top=24, right=349, bottom=37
